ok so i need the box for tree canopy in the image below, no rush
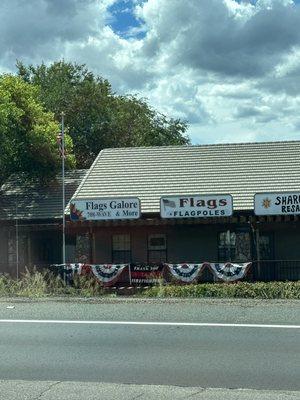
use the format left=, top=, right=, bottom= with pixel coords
left=17, top=61, right=190, bottom=168
left=0, top=74, right=75, bottom=184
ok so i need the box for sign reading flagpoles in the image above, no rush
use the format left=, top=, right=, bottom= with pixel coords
left=254, top=192, right=300, bottom=215
left=70, top=198, right=141, bottom=221
left=160, top=195, right=233, bottom=218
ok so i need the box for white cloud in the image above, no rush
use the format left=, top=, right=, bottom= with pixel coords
left=1, top=0, right=300, bottom=145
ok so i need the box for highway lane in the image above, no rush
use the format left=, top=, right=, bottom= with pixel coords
left=0, top=319, right=299, bottom=390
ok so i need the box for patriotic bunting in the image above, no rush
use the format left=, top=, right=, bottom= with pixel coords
left=166, top=263, right=205, bottom=283
left=90, top=264, right=128, bottom=285
left=209, top=262, right=251, bottom=282
left=50, top=262, right=251, bottom=285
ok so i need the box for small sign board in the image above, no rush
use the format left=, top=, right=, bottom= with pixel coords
left=160, top=195, right=233, bottom=218
left=254, top=192, right=300, bottom=216
left=70, top=198, right=141, bottom=221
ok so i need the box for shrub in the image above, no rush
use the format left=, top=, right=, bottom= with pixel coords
left=141, top=281, right=300, bottom=299
left=0, top=267, right=104, bottom=298
left=0, top=269, right=299, bottom=299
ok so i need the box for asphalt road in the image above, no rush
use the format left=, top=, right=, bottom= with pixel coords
left=0, top=298, right=299, bottom=398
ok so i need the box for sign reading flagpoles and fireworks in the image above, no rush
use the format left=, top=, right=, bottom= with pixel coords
left=70, top=198, right=141, bottom=221
left=254, top=192, right=300, bottom=215
left=160, top=195, right=233, bottom=218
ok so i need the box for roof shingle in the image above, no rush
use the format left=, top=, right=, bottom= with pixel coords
left=0, top=170, right=87, bottom=220
left=72, top=141, right=300, bottom=213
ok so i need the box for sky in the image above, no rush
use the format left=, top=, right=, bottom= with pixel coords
left=1, top=0, right=300, bottom=145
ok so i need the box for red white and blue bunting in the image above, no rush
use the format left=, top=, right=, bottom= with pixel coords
left=90, top=264, right=128, bottom=284
left=166, top=263, right=205, bottom=283
left=50, top=262, right=251, bottom=285
left=209, top=262, right=251, bottom=282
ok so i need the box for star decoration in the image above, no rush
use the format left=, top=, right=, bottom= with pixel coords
left=262, top=198, right=271, bottom=209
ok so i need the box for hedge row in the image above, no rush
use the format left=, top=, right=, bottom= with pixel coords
left=0, top=269, right=299, bottom=299
left=141, top=281, right=300, bottom=299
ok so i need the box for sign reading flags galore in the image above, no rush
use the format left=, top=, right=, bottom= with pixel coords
left=254, top=192, right=300, bottom=216
left=70, top=198, right=141, bottom=221
left=160, top=195, right=233, bottom=218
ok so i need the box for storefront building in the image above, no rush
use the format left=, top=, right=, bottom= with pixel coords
left=0, top=170, right=87, bottom=276
left=67, top=141, right=300, bottom=282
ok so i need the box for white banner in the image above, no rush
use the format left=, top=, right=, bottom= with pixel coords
left=166, top=263, right=205, bottom=282
left=209, top=263, right=251, bottom=282
left=91, top=264, right=128, bottom=284
left=160, top=195, right=233, bottom=218
left=254, top=192, right=300, bottom=216
left=70, top=198, right=140, bottom=221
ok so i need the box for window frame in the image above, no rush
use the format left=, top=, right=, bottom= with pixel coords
left=147, top=233, right=167, bottom=264
left=217, top=228, right=252, bottom=263
left=111, top=234, right=131, bottom=264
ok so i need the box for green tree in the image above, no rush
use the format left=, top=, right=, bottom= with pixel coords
left=17, top=61, right=189, bottom=168
left=0, top=74, right=75, bottom=184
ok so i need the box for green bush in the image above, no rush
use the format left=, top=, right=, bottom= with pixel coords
left=0, top=268, right=104, bottom=298
left=141, top=281, right=300, bottom=299
left=0, top=269, right=299, bottom=299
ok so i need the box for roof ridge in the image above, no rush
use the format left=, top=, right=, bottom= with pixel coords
left=67, top=150, right=105, bottom=206
left=100, top=139, right=300, bottom=152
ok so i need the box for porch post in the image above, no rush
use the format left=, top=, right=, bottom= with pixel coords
left=91, top=228, right=95, bottom=264
left=256, top=227, right=261, bottom=279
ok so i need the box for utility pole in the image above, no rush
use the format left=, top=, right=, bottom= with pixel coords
left=61, top=112, right=66, bottom=267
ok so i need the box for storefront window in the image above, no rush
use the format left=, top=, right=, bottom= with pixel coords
left=112, top=234, right=131, bottom=263
left=148, top=234, right=167, bottom=263
left=218, top=230, right=251, bottom=262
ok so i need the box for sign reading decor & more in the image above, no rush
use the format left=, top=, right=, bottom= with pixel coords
left=254, top=192, right=300, bottom=216
left=160, top=194, right=233, bottom=218
left=70, top=197, right=141, bottom=221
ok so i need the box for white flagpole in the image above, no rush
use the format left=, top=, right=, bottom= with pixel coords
left=61, top=112, right=66, bottom=268
left=15, top=203, right=19, bottom=280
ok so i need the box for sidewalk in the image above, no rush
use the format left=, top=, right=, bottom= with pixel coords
left=0, top=380, right=299, bottom=400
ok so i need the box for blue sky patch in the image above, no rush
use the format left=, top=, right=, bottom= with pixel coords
left=107, top=0, right=146, bottom=39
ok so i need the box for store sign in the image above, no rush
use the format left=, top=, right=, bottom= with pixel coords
left=254, top=192, right=300, bottom=215
left=70, top=198, right=141, bottom=221
left=160, top=195, right=233, bottom=218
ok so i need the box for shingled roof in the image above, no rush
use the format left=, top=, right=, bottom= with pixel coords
left=71, top=141, right=300, bottom=213
left=0, top=169, right=87, bottom=220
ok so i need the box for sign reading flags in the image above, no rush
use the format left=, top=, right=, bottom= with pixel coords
left=254, top=192, right=300, bottom=215
left=70, top=198, right=141, bottom=221
left=160, top=195, right=233, bottom=218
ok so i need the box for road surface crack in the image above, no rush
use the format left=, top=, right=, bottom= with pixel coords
left=130, top=393, right=144, bottom=400
left=33, top=381, right=61, bottom=399
left=187, top=388, right=206, bottom=397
